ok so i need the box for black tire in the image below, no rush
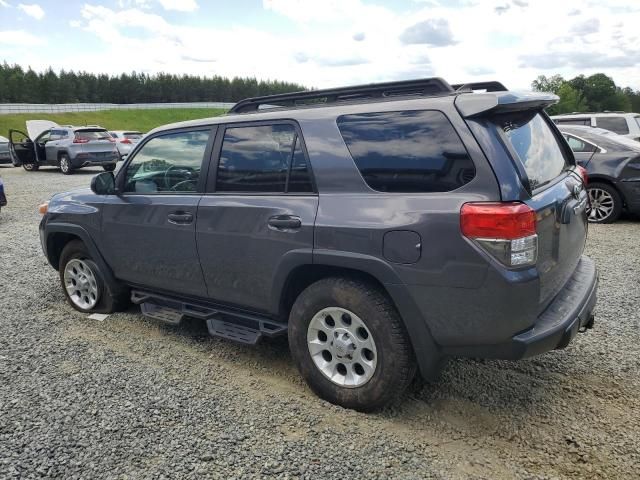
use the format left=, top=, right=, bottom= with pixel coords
left=103, top=164, right=116, bottom=172
left=59, top=154, right=73, bottom=175
left=22, top=162, right=39, bottom=171
left=58, top=240, right=130, bottom=314
left=587, top=182, right=622, bottom=224
left=288, top=277, right=417, bottom=412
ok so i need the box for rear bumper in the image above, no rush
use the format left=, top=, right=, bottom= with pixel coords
left=71, top=155, right=118, bottom=168
left=443, top=255, right=598, bottom=360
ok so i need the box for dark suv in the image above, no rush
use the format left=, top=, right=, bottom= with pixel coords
left=39, top=78, right=598, bottom=411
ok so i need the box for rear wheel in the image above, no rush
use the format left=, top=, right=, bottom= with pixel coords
left=59, top=154, right=73, bottom=175
left=288, top=277, right=417, bottom=411
left=59, top=240, right=129, bottom=313
left=22, top=162, right=39, bottom=171
left=587, top=182, right=622, bottom=223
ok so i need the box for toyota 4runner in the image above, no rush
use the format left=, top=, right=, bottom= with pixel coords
left=39, top=78, right=598, bottom=411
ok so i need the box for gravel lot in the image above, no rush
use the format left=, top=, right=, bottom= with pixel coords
left=1, top=165, right=639, bottom=480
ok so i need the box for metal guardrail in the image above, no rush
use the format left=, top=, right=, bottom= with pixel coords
left=0, top=102, right=236, bottom=114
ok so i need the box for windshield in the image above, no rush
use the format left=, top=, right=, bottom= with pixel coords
left=74, top=129, right=111, bottom=141
left=494, top=112, right=570, bottom=190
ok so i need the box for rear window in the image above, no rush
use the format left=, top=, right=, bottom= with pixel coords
left=337, top=110, right=475, bottom=193
left=74, top=129, right=111, bottom=141
left=554, top=118, right=590, bottom=126
left=495, top=112, right=569, bottom=190
left=595, top=116, right=629, bottom=135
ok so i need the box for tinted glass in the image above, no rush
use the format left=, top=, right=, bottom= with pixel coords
left=496, top=112, right=569, bottom=190
left=216, top=124, right=297, bottom=193
left=595, top=116, right=629, bottom=134
left=288, top=137, right=313, bottom=193
left=563, top=134, right=597, bottom=153
left=75, top=129, right=111, bottom=141
left=124, top=130, right=209, bottom=193
left=337, top=110, right=475, bottom=193
left=555, top=118, right=590, bottom=126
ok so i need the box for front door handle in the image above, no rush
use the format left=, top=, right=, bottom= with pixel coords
left=268, top=215, right=302, bottom=230
left=167, top=212, right=194, bottom=225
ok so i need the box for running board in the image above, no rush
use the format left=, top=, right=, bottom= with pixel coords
left=131, top=290, right=287, bottom=344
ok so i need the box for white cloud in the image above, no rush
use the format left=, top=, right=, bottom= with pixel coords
left=0, top=0, right=10, bottom=8
left=158, top=0, right=197, bottom=12
left=17, top=3, right=44, bottom=19
left=0, top=29, right=44, bottom=45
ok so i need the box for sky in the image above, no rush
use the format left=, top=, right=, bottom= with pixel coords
left=0, top=0, right=639, bottom=91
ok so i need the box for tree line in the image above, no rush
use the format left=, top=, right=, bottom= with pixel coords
left=0, top=63, right=307, bottom=104
left=532, top=73, right=640, bottom=115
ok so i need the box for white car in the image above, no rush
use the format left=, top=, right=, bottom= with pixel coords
left=110, top=131, right=144, bottom=157
left=551, top=112, right=640, bottom=142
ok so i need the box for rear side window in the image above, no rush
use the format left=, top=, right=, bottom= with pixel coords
left=495, top=112, right=569, bottom=190
left=563, top=134, right=598, bottom=153
left=216, top=124, right=313, bottom=193
left=595, top=116, right=629, bottom=134
left=337, top=110, right=475, bottom=193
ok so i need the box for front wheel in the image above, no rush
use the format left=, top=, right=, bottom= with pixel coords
left=59, top=240, right=129, bottom=313
left=288, top=277, right=417, bottom=411
left=103, top=164, right=116, bottom=172
left=587, top=182, right=622, bottom=223
left=22, top=162, right=39, bottom=171
left=59, top=154, right=73, bottom=175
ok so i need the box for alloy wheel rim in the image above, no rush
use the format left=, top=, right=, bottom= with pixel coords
left=307, top=307, right=378, bottom=388
left=587, top=188, right=614, bottom=222
left=60, top=158, right=69, bottom=172
left=63, top=259, right=99, bottom=309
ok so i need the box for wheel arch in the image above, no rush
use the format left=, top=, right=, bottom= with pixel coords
left=274, top=251, right=442, bottom=380
left=588, top=175, right=626, bottom=203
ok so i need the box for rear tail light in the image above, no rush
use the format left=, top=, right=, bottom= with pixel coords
left=73, top=137, right=89, bottom=143
left=120, top=138, right=132, bottom=144
left=461, top=202, right=538, bottom=267
left=575, top=165, right=588, bottom=185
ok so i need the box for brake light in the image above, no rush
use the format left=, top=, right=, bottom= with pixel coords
left=120, top=138, right=132, bottom=144
left=575, top=165, right=588, bottom=185
left=73, top=137, right=89, bottom=144
left=461, top=202, right=538, bottom=267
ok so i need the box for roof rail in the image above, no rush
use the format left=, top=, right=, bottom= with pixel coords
left=451, top=81, right=508, bottom=92
left=228, top=77, right=455, bottom=113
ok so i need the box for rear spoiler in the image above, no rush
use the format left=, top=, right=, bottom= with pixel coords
left=455, top=91, right=559, bottom=118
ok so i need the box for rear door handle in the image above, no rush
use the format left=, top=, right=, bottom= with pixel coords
left=167, top=212, right=194, bottom=225
left=268, top=215, right=302, bottom=230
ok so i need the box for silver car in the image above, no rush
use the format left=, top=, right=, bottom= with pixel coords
left=9, top=120, right=119, bottom=174
left=0, top=135, right=13, bottom=165
left=110, top=130, right=144, bottom=157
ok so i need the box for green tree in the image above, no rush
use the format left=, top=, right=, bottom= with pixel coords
left=531, top=74, right=565, bottom=94
left=554, top=83, right=588, bottom=114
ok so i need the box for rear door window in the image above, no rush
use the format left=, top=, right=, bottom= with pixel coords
left=595, top=116, right=629, bottom=134
left=494, top=112, right=569, bottom=190
left=563, top=134, right=598, bottom=153
left=215, top=123, right=314, bottom=193
left=337, top=110, right=475, bottom=193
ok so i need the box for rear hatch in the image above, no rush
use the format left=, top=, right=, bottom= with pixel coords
left=74, top=129, right=117, bottom=155
left=456, top=91, right=589, bottom=311
left=491, top=110, right=588, bottom=310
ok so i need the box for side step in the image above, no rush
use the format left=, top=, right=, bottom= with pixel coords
left=131, top=290, right=287, bottom=345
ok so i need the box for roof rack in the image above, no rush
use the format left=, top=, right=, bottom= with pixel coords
left=228, top=77, right=455, bottom=113
left=451, top=81, right=508, bottom=92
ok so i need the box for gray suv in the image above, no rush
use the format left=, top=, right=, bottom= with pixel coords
left=39, top=78, right=598, bottom=411
left=10, top=121, right=119, bottom=174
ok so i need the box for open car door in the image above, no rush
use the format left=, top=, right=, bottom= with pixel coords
left=9, top=130, right=36, bottom=169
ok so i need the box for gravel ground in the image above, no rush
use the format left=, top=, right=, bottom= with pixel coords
left=1, top=165, right=639, bottom=480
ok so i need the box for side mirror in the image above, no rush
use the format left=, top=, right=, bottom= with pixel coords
left=90, top=171, right=117, bottom=195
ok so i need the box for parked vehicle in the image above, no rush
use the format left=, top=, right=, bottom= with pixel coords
left=9, top=121, right=119, bottom=174
left=551, top=112, right=640, bottom=141
left=558, top=124, right=640, bottom=223
left=39, top=78, right=598, bottom=411
left=0, top=135, right=13, bottom=165
left=0, top=175, right=6, bottom=212
left=110, top=130, right=144, bottom=157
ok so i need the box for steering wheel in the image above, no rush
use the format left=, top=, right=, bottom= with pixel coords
left=164, top=165, right=194, bottom=190
left=170, top=179, right=198, bottom=192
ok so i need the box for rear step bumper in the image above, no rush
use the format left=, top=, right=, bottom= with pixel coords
left=131, top=290, right=287, bottom=345
left=444, top=255, right=598, bottom=360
